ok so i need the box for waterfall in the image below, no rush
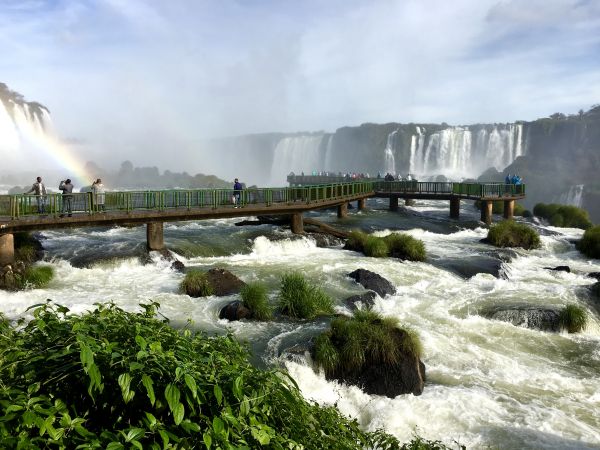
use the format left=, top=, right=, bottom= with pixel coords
left=557, top=185, right=585, bottom=207
left=383, top=130, right=398, bottom=175
left=270, top=135, right=324, bottom=185
left=323, top=134, right=335, bottom=171
left=408, top=124, right=524, bottom=179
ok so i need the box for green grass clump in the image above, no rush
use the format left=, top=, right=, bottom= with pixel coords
left=533, top=203, right=593, bottom=229
left=384, top=233, right=427, bottom=261
left=22, top=265, right=54, bottom=289
left=180, top=269, right=214, bottom=297
left=363, top=235, right=389, bottom=257
left=559, top=305, right=588, bottom=333
left=240, top=282, right=273, bottom=321
left=314, top=309, right=422, bottom=378
left=486, top=220, right=541, bottom=250
left=0, top=302, right=413, bottom=449
left=345, top=230, right=368, bottom=252
left=576, top=225, right=600, bottom=259
left=277, top=272, right=334, bottom=319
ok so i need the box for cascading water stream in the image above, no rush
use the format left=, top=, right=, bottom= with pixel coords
left=269, top=135, right=324, bottom=184
left=384, top=130, right=398, bottom=174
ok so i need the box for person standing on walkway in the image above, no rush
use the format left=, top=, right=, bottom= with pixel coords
left=91, top=178, right=106, bottom=211
left=59, top=179, right=74, bottom=217
left=233, top=178, right=243, bottom=207
left=25, top=176, right=47, bottom=214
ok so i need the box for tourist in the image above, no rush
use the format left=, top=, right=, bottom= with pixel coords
left=25, top=176, right=47, bottom=214
left=59, top=179, right=74, bottom=217
left=233, top=178, right=243, bottom=207
left=91, top=178, right=106, bottom=211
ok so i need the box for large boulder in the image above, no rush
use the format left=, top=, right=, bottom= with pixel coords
left=343, top=291, right=377, bottom=311
left=219, top=301, right=252, bottom=321
left=485, top=307, right=561, bottom=332
left=205, top=268, right=246, bottom=296
left=436, top=255, right=503, bottom=279
left=544, top=266, right=571, bottom=273
left=587, top=272, right=600, bottom=281
left=347, top=269, right=395, bottom=297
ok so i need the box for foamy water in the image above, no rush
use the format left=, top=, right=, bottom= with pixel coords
left=1, top=204, right=599, bottom=449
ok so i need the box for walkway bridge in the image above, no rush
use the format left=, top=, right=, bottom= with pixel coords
left=0, top=180, right=525, bottom=265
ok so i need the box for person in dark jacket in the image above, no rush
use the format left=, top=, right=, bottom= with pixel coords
left=233, top=178, right=243, bottom=207
left=59, top=179, right=74, bottom=217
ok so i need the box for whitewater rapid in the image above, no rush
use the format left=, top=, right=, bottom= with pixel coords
left=1, top=201, right=599, bottom=449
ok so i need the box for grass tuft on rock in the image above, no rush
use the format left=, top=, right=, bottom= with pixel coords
left=277, top=272, right=334, bottom=319
left=180, top=269, right=214, bottom=297
left=22, top=265, right=54, bottom=289
left=533, top=203, right=593, bottom=229
left=345, top=230, right=426, bottom=261
left=558, top=305, right=587, bottom=333
left=486, top=220, right=541, bottom=250
left=240, top=282, right=273, bottom=321
left=363, top=235, right=389, bottom=257
left=576, top=225, right=600, bottom=259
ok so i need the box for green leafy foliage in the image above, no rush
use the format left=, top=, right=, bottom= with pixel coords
left=0, top=302, right=411, bottom=449
left=277, top=272, right=334, bottom=319
left=314, top=309, right=422, bottom=377
left=486, top=220, right=541, bottom=250
left=533, top=203, right=593, bottom=229
left=345, top=230, right=426, bottom=261
left=240, top=282, right=273, bottom=321
left=558, top=305, right=588, bottom=333
left=180, top=269, right=214, bottom=297
left=576, top=225, right=600, bottom=259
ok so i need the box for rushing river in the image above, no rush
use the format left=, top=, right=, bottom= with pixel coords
left=1, top=198, right=599, bottom=449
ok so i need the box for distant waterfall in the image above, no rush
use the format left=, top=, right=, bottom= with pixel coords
left=408, top=124, right=524, bottom=179
left=557, top=185, right=585, bottom=207
left=384, top=130, right=398, bottom=174
left=270, top=135, right=324, bottom=185
left=323, top=134, right=335, bottom=171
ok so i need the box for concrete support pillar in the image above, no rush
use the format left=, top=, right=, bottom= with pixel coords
left=146, top=222, right=165, bottom=251
left=480, top=201, right=493, bottom=225
left=337, top=202, right=348, bottom=218
left=503, top=200, right=515, bottom=220
left=290, top=213, right=304, bottom=234
left=357, top=198, right=366, bottom=211
left=0, top=233, right=15, bottom=266
left=389, top=197, right=399, bottom=211
left=450, top=197, right=460, bottom=219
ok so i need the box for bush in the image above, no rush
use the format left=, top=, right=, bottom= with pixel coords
left=558, top=305, right=587, bottom=333
left=0, top=302, right=411, bottom=449
left=22, top=265, right=54, bottom=289
left=314, top=309, right=422, bottom=377
left=533, top=203, right=593, bottom=229
left=384, top=233, right=427, bottom=261
left=277, top=272, right=334, bottom=319
left=486, top=220, right=541, bottom=250
left=240, top=282, right=273, bottom=321
left=180, top=269, right=214, bottom=297
left=363, top=235, right=389, bottom=257
left=344, top=230, right=368, bottom=252
left=576, top=225, right=600, bottom=259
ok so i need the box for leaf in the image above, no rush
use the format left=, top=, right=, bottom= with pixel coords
left=159, top=429, right=169, bottom=449
left=184, top=374, right=197, bottom=399
left=172, top=402, right=185, bottom=425
left=232, top=376, right=243, bottom=400
left=251, top=426, right=271, bottom=445
left=165, top=384, right=181, bottom=414
left=118, top=373, right=133, bottom=404
left=240, top=397, right=250, bottom=417
left=142, top=374, right=156, bottom=406
left=135, top=334, right=147, bottom=350
left=124, top=428, right=145, bottom=442
left=213, top=384, right=222, bottom=406
left=144, top=412, right=157, bottom=428
left=203, top=432, right=212, bottom=449
left=106, top=443, right=125, bottom=450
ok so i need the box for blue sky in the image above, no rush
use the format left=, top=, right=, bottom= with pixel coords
left=1, top=0, right=600, bottom=171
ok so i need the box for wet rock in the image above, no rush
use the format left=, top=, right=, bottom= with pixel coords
left=347, top=269, right=395, bottom=297
left=307, top=233, right=344, bottom=248
left=485, top=306, right=561, bottom=332
left=343, top=291, right=377, bottom=311
left=591, top=282, right=600, bottom=298
left=219, top=301, right=252, bottom=321
left=171, top=260, right=185, bottom=272
left=587, top=272, right=600, bottom=281
left=280, top=341, right=314, bottom=364
left=544, top=266, right=571, bottom=273
left=206, top=268, right=246, bottom=296
left=437, top=255, right=503, bottom=279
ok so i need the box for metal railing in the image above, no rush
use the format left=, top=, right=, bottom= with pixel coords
left=373, top=181, right=525, bottom=197
left=0, top=182, right=375, bottom=220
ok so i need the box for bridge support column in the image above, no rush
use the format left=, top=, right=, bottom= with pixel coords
left=146, top=222, right=165, bottom=251
left=291, top=213, right=304, bottom=234
left=337, top=203, right=348, bottom=218
left=0, top=233, right=15, bottom=266
left=480, top=201, right=493, bottom=225
left=357, top=198, right=366, bottom=211
left=389, top=197, right=398, bottom=211
left=503, top=200, right=515, bottom=220
left=450, top=197, right=460, bottom=219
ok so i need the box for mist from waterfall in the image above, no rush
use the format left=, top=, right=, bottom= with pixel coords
left=269, top=135, right=324, bottom=185
left=557, top=184, right=585, bottom=207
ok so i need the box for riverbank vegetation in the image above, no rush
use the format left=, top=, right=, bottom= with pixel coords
left=533, top=203, right=593, bottom=229
left=576, top=225, right=600, bottom=259
left=346, top=230, right=426, bottom=261
left=2, top=302, right=445, bottom=449
left=486, top=221, right=541, bottom=250
left=277, top=272, right=334, bottom=319
left=558, top=305, right=588, bottom=333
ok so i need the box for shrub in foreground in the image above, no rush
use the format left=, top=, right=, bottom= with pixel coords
left=576, top=225, right=600, bottom=259
left=240, top=282, right=273, bottom=321
left=486, top=220, right=541, bottom=250
left=558, top=305, right=587, bottom=333
left=180, top=269, right=214, bottom=297
left=277, top=272, right=334, bottom=319
left=533, top=203, right=593, bottom=229
left=0, top=302, right=414, bottom=449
